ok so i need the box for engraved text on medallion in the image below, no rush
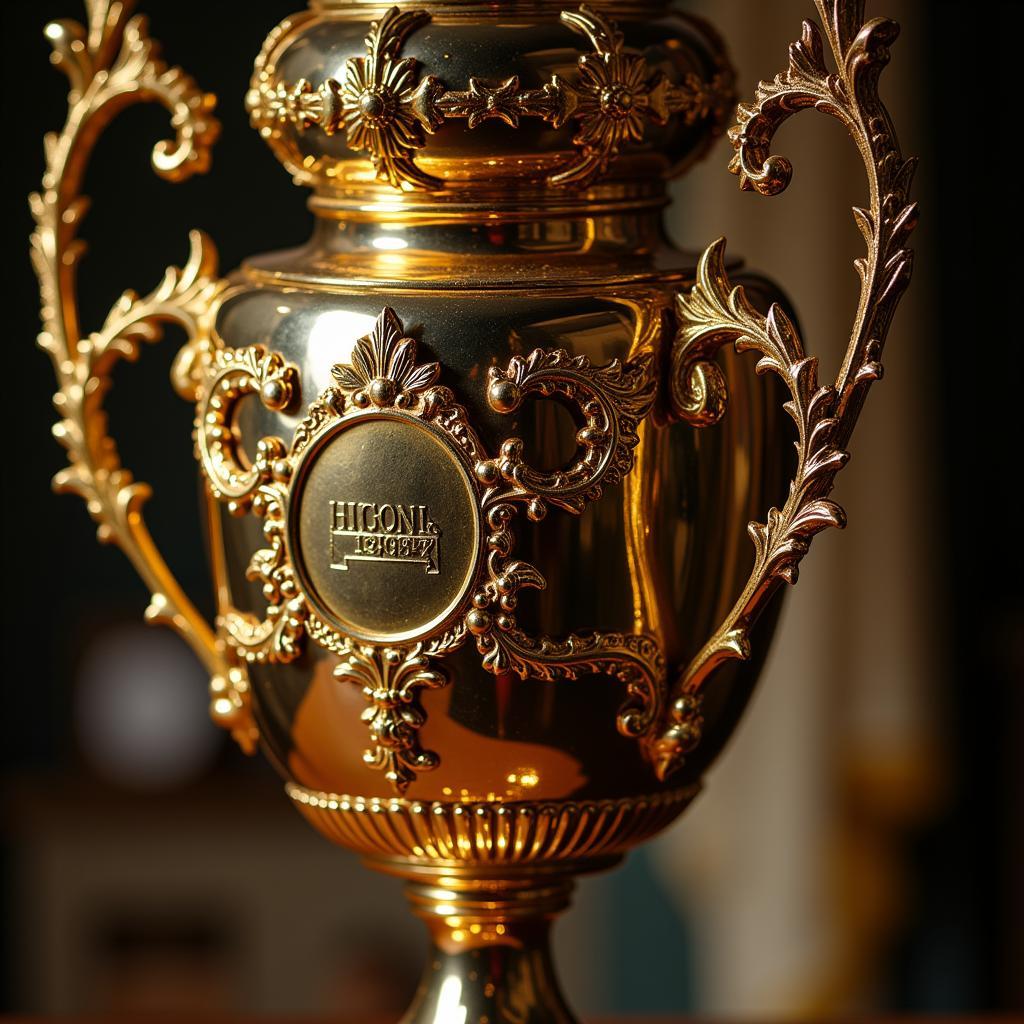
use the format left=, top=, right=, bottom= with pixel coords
left=329, top=500, right=441, bottom=574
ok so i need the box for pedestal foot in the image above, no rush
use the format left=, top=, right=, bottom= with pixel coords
left=369, top=860, right=618, bottom=1024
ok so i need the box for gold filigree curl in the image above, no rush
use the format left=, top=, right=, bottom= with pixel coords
left=195, top=346, right=298, bottom=511
left=475, top=347, right=657, bottom=517
left=468, top=617, right=666, bottom=742
left=465, top=341, right=663, bottom=744
left=193, top=346, right=306, bottom=666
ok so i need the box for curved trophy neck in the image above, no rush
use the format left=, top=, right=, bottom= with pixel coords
left=363, top=859, right=622, bottom=1024
left=304, top=180, right=672, bottom=262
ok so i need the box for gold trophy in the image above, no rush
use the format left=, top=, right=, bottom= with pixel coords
left=30, top=0, right=916, bottom=1018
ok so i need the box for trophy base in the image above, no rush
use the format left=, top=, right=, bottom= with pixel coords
left=290, top=784, right=701, bottom=1019
left=371, top=858, right=620, bottom=1024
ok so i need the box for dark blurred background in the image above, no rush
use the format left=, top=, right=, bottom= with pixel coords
left=3, top=0, right=1020, bottom=1017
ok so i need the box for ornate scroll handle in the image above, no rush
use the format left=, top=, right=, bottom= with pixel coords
left=657, top=0, right=918, bottom=780
left=28, top=3, right=255, bottom=751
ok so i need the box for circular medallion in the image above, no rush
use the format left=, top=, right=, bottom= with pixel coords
left=288, top=415, right=480, bottom=644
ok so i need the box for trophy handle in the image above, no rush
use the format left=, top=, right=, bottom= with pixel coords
left=653, top=0, right=918, bottom=779
left=29, top=4, right=256, bottom=752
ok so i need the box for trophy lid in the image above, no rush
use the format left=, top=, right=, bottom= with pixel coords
left=246, top=2, right=735, bottom=211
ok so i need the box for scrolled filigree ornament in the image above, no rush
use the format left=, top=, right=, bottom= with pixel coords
left=659, top=0, right=917, bottom=780
left=194, top=309, right=481, bottom=790
left=468, top=615, right=666, bottom=743
left=466, top=338, right=664, bottom=744
left=196, top=306, right=668, bottom=789
left=334, top=638, right=462, bottom=794
left=217, top=473, right=309, bottom=668
left=195, top=345, right=298, bottom=510
left=191, top=345, right=306, bottom=665
left=475, top=347, right=657, bottom=518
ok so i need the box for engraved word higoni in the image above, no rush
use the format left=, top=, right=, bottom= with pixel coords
left=329, top=500, right=441, bottom=574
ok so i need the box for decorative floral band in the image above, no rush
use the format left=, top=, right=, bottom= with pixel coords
left=247, top=4, right=734, bottom=191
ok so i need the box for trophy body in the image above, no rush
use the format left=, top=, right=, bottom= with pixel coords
left=31, top=1, right=917, bottom=1019
left=207, top=243, right=787, bottom=1017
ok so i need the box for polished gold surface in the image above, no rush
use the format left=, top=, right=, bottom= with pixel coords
left=288, top=781, right=699, bottom=862
left=30, top=2, right=915, bottom=1021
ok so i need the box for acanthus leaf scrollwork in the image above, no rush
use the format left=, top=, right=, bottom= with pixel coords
left=304, top=612, right=466, bottom=795
left=466, top=610, right=666, bottom=744
left=330, top=306, right=441, bottom=408
left=659, top=0, right=917, bottom=779
left=334, top=631, right=466, bottom=795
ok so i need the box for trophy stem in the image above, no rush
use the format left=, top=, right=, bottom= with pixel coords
left=370, top=859, right=618, bottom=1024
